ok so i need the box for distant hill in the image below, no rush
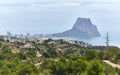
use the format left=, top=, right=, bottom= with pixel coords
left=51, top=17, right=101, bottom=38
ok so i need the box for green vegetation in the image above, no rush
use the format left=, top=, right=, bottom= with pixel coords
left=0, top=39, right=120, bottom=75
left=49, top=57, right=104, bottom=75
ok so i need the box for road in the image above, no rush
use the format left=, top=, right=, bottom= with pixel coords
left=103, top=60, right=120, bottom=69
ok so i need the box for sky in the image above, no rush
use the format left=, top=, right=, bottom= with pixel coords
left=0, top=0, right=120, bottom=35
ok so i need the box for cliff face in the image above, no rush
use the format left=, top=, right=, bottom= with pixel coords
left=52, top=17, right=101, bottom=38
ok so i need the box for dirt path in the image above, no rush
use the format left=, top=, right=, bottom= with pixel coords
left=103, top=60, right=120, bottom=69
left=35, top=62, right=42, bottom=67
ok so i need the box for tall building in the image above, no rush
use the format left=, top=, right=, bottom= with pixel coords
left=6, top=31, right=12, bottom=37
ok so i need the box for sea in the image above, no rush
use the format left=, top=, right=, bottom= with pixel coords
left=76, top=32, right=120, bottom=48
left=51, top=32, right=120, bottom=48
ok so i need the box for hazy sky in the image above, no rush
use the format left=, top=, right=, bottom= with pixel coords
left=0, top=0, right=120, bottom=35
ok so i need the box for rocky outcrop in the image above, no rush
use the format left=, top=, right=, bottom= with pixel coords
left=52, top=17, right=101, bottom=38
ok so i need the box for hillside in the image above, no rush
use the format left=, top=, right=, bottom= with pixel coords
left=0, top=38, right=120, bottom=75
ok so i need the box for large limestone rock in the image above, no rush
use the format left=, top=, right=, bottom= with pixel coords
left=52, top=17, right=101, bottom=38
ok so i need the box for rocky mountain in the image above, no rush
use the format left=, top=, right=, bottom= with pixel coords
left=52, top=17, right=101, bottom=38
